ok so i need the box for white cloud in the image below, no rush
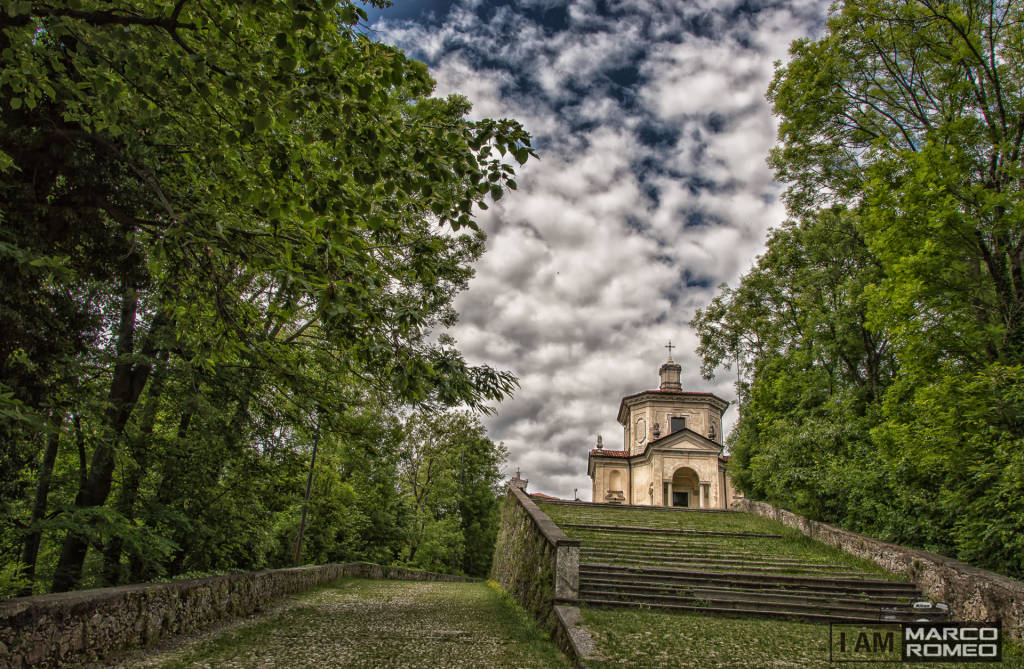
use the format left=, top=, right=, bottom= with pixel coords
left=375, top=0, right=829, bottom=499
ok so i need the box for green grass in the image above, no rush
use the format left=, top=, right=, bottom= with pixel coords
left=581, top=606, right=1024, bottom=668
left=538, top=502, right=786, bottom=534
left=571, top=529, right=893, bottom=577
left=539, top=503, right=898, bottom=579
left=126, top=578, right=571, bottom=668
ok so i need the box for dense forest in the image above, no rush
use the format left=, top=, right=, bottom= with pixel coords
left=0, top=0, right=532, bottom=596
left=694, top=0, right=1024, bottom=579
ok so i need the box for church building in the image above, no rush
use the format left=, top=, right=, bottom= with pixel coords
left=588, top=348, right=739, bottom=508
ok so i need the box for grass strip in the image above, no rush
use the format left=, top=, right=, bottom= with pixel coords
left=581, top=606, right=1024, bottom=668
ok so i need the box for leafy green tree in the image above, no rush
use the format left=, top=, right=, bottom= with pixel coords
left=696, top=0, right=1024, bottom=578
left=397, top=410, right=505, bottom=576
left=693, top=208, right=892, bottom=515
left=768, top=0, right=1024, bottom=571
left=1, top=0, right=531, bottom=592
left=769, top=0, right=1024, bottom=366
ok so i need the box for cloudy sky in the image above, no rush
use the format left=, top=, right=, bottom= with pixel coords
left=369, top=0, right=829, bottom=499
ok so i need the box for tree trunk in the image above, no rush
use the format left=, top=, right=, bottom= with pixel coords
left=18, top=411, right=64, bottom=595
left=100, top=354, right=169, bottom=586
left=52, top=255, right=167, bottom=592
left=293, top=430, right=320, bottom=567
left=143, top=407, right=193, bottom=580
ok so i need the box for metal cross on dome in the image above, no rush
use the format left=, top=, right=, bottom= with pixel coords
left=665, top=340, right=675, bottom=362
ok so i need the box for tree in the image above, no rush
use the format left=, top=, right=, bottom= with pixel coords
left=1, top=0, right=532, bottom=592
left=694, top=0, right=1024, bottom=577
left=692, top=208, right=894, bottom=517
left=397, top=410, right=506, bottom=576
left=769, top=0, right=1024, bottom=366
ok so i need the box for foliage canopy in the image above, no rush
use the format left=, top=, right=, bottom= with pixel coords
left=694, top=0, right=1024, bottom=577
left=0, top=0, right=529, bottom=593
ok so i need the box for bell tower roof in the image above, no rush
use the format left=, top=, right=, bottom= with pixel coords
left=659, top=341, right=682, bottom=390
left=616, top=345, right=729, bottom=425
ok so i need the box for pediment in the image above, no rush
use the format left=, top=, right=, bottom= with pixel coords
left=648, top=428, right=722, bottom=454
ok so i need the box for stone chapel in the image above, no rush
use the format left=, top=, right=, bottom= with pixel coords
left=588, top=348, right=741, bottom=508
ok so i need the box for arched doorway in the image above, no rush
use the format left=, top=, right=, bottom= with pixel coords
left=670, top=467, right=699, bottom=508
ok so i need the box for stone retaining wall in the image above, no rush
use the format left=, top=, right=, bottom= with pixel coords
left=0, top=562, right=470, bottom=668
left=490, top=487, right=581, bottom=662
left=733, top=499, right=1024, bottom=641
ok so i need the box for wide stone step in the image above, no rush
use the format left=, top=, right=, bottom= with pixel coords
left=580, top=546, right=820, bottom=565
left=582, top=551, right=872, bottom=576
left=579, top=578, right=919, bottom=609
left=538, top=499, right=736, bottom=513
left=561, top=523, right=782, bottom=539
left=581, top=547, right=860, bottom=571
left=580, top=545, right=842, bottom=566
left=576, top=537, right=767, bottom=555
left=580, top=586, right=932, bottom=618
left=580, top=596, right=884, bottom=623
left=580, top=590, right=945, bottom=623
left=580, top=563, right=919, bottom=595
left=580, top=574, right=917, bottom=601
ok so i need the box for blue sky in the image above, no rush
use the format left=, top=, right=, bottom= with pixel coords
left=368, top=0, right=828, bottom=499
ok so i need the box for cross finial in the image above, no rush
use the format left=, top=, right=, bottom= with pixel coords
left=665, top=340, right=675, bottom=362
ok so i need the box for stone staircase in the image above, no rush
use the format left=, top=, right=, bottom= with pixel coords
left=539, top=501, right=948, bottom=624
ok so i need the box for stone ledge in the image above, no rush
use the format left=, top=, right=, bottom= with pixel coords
left=511, top=487, right=580, bottom=548
left=539, top=499, right=735, bottom=513
left=491, top=486, right=582, bottom=656
left=733, top=498, right=1024, bottom=641
left=553, top=605, right=599, bottom=669
left=0, top=562, right=471, bottom=668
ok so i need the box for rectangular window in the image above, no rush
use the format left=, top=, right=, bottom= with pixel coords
left=671, top=416, right=686, bottom=433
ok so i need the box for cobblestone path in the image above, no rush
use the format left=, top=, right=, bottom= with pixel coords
left=112, top=578, right=570, bottom=669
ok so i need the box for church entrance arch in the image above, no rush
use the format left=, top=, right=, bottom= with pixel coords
left=670, top=467, right=699, bottom=508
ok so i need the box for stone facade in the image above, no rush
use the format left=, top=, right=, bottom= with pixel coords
left=589, top=355, right=737, bottom=508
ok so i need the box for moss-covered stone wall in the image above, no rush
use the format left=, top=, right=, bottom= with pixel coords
left=0, top=562, right=470, bottom=667
left=490, top=487, right=579, bottom=638
left=734, top=498, right=1024, bottom=641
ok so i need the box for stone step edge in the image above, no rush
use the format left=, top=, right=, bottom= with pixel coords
left=575, top=542, right=776, bottom=555
left=576, top=540, right=768, bottom=554
left=538, top=499, right=737, bottom=514
left=568, top=528, right=782, bottom=541
left=560, top=523, right=783, bottom=538
left=580, top=586, right=931, bottom=614
left=581, top=591, right=948, bottom=620
left=584, top=558, right=870, bottom=577
left=579, top=578, right=917, bottom=606
left=580, top=549, right=860, bottom=570
left=580, top=572, right=918, bottom=598
left=580, top=562, right=915, bottom=589
left=580, top=597, right=945, bottom=624
left=581, top=548, right=857, bottom=567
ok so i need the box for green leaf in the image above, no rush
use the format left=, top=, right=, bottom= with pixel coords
left=254, top=110, right=273, bottom=132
